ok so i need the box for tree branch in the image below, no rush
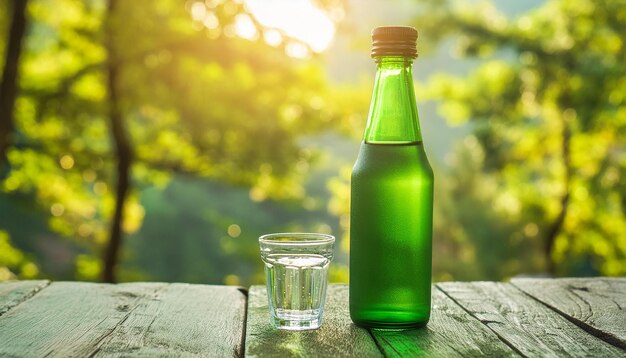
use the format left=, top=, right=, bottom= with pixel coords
left=0, top=0, right=28, bottom=170
left=544, top=108, right=572, bottom=275
left=102, top=0, right=133, bottom=283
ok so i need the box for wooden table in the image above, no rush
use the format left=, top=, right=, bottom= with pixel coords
left=0, top=278, right=624, bottom=357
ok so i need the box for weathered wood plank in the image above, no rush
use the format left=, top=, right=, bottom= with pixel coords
left=371, top=287, right=520, bottom=357
left=92, top=283, right=247, bottom=357
left=512, top=277, right=626, bottom=349
left=0, top=282, right=247, bottom=357
left=0, top=282, right=166, bottom=357
left=245, top=284, right=382, bottom=357
left=438, top=282, right=625, bottom=357
left=0, top=280, right=49, bottom=317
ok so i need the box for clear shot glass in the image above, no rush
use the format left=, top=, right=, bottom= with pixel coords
left=259, top=233, right=335, bottom=330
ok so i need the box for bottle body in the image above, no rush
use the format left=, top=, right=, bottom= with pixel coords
left=349, top=28, right=434, bottom=329
left=350, top=142, right=433, bottom=328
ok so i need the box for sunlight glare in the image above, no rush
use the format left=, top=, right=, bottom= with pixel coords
left=244, top=0, right=336, bottom=53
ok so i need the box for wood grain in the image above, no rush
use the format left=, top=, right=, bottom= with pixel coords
left=512, top=277, right=626, bottom=349
left=371, top=287, right=520, bottom=357
left=438, top=281, right=625, bottom=357
left=0, top=282, right=247, bottom=357
left=0, top=280, right=49, bottom=316
left=92, top=283, right=247, bottom=357
left=245, top=284, right=382, bottom=357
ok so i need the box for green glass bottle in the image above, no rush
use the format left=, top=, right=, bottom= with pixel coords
left=349, top=26, right=434, bottom=329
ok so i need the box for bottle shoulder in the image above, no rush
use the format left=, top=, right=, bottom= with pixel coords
left=352, top=142, right=433, bottom=178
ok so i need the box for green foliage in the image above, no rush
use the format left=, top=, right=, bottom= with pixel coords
left=1, top=0, right=352, bottom=281
left=0, top=230, right=39, bottom=280
left=416, top=0, right=626, bottom=277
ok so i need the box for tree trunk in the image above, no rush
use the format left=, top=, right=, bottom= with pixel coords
left=544, top=111, right=572, bottom=275
left=102, top=0, right=132, bottom=283
left=0, top=0, right=28, bottom=169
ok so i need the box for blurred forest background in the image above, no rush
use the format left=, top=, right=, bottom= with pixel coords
left=0, top=0, right=624, bottom=285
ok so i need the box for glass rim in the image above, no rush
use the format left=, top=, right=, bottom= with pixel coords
left=259, top=232, right=335, bottom=246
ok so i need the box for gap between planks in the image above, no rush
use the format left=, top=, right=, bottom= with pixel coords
left=437, top=281, right=624, bottom=357
left=435, top=283, right=526, bottom=357
left=238, top=286, right=249, bottom=357
left=512, top=278, right=626, bottom=351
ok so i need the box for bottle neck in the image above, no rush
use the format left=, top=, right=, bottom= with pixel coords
left=364, top=56, right=422, bottom=144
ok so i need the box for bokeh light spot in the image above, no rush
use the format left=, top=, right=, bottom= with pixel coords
left=203, top=11, right=219, bottom=29
left=523, top=223, right=538, bottom=237
left=94, top=181, right=108, bottom=195
left=190, top=2, right=207, bottom=22
left=234, top=14, right=258, bottom=40
left=263, top=29, right=282, bottom=47
left=224, top=274, right=241, bottom=285
left=228, top=224, right=242, bottom=238
left=317, top=224, right=332, bottom=235
left=51, top=203, right=65, bottom=217
left=285, top=42, right=309, bottom=59
left=78, top=224, right=93, bottom=237
left=83, top=170, right=97, bottom=183
left=60, top=154, right=75, bottom=170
